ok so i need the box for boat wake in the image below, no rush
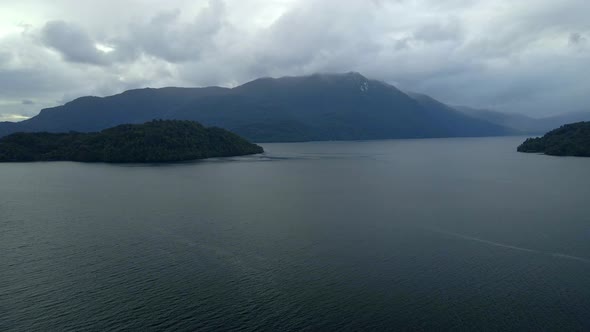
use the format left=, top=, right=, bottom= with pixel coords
left=424, top=227, right=590, bottom=265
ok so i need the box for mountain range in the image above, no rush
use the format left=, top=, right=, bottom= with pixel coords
left=454, top=106, right=590, bottom=135
left=1, top=72, right=588, bottom=142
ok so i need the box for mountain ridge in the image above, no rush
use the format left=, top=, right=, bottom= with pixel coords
left=0, top=72, right=513, bottom=142
left=454, top=105, right=590, bottom=134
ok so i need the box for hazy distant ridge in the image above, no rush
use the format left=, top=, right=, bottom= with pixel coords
left=453, top=105, right=590, bottom=134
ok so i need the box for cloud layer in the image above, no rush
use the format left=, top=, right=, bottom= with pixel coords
left=0, top=0, right=588, bottom=120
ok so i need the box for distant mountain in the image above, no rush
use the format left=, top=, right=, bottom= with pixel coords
left=455, top=106, right=590, bottom=134
left=407, top=93, right=515, bottom=137
left=0, top=120, right=263, bottom=163
left=541, top=111, right=590, bottom=130
left=518, top=122, right=590, bottom=157
left=0, top=72, right=513, bottom=142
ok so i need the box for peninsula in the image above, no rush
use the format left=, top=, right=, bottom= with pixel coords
left=517, top=121, right=590, bottom=157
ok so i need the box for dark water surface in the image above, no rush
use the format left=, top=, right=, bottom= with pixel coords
left=2, top=137, right=590, bottom=331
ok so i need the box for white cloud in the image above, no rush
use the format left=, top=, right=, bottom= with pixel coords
left=0, top=0, right=588, bottom=118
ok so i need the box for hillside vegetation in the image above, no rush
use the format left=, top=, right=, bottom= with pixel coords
left=517, top=122, right=590, bottom=157
left=0, top=120, right=263, bottom=163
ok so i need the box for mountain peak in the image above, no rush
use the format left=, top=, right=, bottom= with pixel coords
left=345, top=71, right=366, bottom=79
left=307, top=71, right=368, bottom=81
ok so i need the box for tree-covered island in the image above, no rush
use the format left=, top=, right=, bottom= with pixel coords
left=0, top=120, right=264, bottom=163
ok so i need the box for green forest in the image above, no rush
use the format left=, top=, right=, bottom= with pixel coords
left=0, top=120, right=263, bottom=163
left=517, top=121, right=590, bottom=157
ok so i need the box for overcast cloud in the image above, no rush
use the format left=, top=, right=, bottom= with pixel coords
left=0, top=0, right=588, bottom=120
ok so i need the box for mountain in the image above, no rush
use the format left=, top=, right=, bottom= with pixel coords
left=517, top=122, right=590, bottom=157
left=541, top=111, right=590, bottom=130
left=407, top=93, right=515, bottom=137
left=456, top=106, right=590, bottom=134
left=0, top=120, right=263, bottom=163
left=0, top=72, right=513, bottom=142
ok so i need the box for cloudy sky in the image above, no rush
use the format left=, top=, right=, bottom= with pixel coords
left=0, top=0, right=588, bottom=121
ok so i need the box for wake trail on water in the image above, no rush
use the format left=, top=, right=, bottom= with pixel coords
left=550, top=253, right=590, bottom=264
left=423, top=227, right=590, bottom=265
left=426, top=228, right=539, bottom=253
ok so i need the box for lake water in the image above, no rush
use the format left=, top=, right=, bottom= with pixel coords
left=1, top=136, right=590, bottom=331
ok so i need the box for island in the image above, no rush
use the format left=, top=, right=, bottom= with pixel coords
left=0, top=120, right=264, bottom=163
left=517, top=121, right=590, bottom=157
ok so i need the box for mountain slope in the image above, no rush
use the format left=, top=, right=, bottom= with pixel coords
left=19, top=87, right=231, bottom=133
left=408, top=93, right=512, bottom=137
left=0, top=73, right=513, bottom=142
left=0, top=122, right=16, bottom=137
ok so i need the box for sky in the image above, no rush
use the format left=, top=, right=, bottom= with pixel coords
left=0, top=0, right=588, bottom=121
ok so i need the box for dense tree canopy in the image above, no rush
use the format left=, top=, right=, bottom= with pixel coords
left=0, top=120, right=263, bottom=163
left=517, top=121, right=590, bottom=157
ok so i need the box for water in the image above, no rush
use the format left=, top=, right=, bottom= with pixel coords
left=1, top=136, right=590, bottom=331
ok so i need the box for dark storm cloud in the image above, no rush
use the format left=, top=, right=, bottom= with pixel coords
left=41, top=20, right=108, bottom=65
left=569, top=32, right=586, bottom=46
left=38, top=0, right=227, bottom=65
